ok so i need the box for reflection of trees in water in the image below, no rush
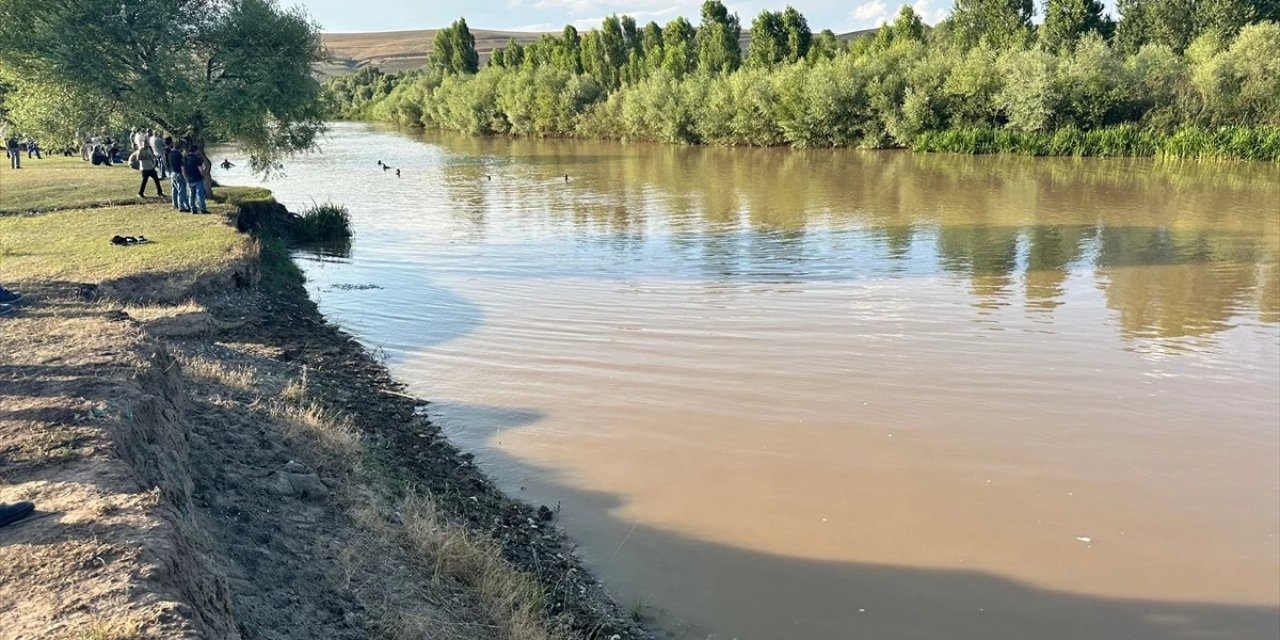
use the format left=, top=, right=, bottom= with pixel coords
left=421, top=130, right=1279, bottom=340
left=937, top=225, right=1022, bottom=304
left=1025, top=225, right=1096, bottom=311
left=1096, top=226, right=1271, bottom=339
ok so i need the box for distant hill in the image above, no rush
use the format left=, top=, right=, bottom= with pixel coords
left=320, top=29, right=548, bottom=75
left=320, top=28, right=879, bottom=76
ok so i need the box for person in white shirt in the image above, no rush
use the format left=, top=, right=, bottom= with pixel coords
left=150, top=131, right=167, bottom=179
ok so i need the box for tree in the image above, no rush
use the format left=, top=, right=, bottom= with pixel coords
left=433, top=18, right=479, bottom=75
left=781, top=6, right=813, bottom=62
left=0, top=0, right=325, bottom=172
left=663, top=17, right=698, bottom=78
left=642, top=22, right=666, bottom=74
left=696, top=0, right=742, bottom=73
left=747, top=10, right=787, bottom=67
left=806, top=29, right=843, bottom=62
left=1197, top=0, right=1259, bottom=41
left=1114, top=0, right=1152, bottom=53
left=554, top=26, right=583, bottom=74
left=950, top=0, right=1035, bottom=49
left=874, top=5, right=927, bottom=48
left=1041, top=0, right=1112, bottom=52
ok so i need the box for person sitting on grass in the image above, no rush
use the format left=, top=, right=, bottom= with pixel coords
left=129, top=144, right=165, bottom=199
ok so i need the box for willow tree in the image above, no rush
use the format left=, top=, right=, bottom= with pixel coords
left=0, top=0, right=325, bottom=172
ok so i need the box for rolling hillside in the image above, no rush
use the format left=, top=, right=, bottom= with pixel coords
left=320, top=29, right=547, bottom=75
left=321, top=27, right=877, bottom=76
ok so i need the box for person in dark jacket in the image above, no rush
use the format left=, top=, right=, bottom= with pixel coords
left=168, top=141, right=190, bottom=212
left=182, top=145, right=208, bottom=214
left=5, top=135, right=19, bottom=169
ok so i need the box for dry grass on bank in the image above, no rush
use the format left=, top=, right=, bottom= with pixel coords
left=275, top=373, right=566, bottom=640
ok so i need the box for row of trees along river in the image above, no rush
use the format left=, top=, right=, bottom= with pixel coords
left=324, top=0, right=1280, bottom=160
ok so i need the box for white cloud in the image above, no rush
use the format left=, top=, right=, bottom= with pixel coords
left=911, top=0, right=950, bottom=24
left=846, top=0, right=949, bottom=30
left=849, top=0, right=890, bottom=28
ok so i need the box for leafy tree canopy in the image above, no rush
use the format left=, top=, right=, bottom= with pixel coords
left=0, top=0, right=326, bottom=172
left=432, top=17, right=480, bottom=75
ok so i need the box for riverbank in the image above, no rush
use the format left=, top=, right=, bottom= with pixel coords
left=0, top=157, right=649, bottom=640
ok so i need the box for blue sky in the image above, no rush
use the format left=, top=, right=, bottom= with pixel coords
left=293, top=0, right=1121, bottom=34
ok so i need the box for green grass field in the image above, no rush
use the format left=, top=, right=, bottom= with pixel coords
left=0, top=155, right=150, bottom=213
left=0, top=157, right=250, bottom=287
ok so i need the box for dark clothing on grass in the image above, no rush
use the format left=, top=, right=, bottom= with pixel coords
left=139, top=169, right=164, bottom=197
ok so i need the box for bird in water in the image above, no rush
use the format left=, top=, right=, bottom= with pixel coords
left=564, top=174, right=569, bottom=182
left=377, top=160, right=383, bottom=167
left=396, top=169, right=401, bottom=178
left=486, top=175, right=491, bottom=180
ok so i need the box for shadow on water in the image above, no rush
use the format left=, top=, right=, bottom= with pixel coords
left=446, top=417, right=1280, bottom=640
left=292, top=249, right=485, bottom=365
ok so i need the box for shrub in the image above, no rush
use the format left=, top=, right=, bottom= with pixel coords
left=296, top=203, right=353, bottom=243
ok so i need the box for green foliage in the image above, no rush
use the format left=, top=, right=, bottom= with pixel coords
left=432, top=18, right=479, bottom=75
left=324, top=67, right=400, bottom=119
left=748, top=10, right=788, bottom=68
left=663, top=17, right=698, bottom=78
left=296, top=203, right=353, bottom=243
left=324, top=4, right=1280, bottom=161
left=0, top=0, right=326, bottom=173
left=696, top=1, right=743, bottom=73
left=874, top=6, right=928, bottom=49
left=1041, top=0, right=1113, bottom=53
left=914, top=124, right=1280, bottom=159
left=781, top=6, right=814, bottom=62
left=951, top=0, right=1035, bottom=49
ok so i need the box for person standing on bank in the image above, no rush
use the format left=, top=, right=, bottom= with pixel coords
left=129, top=144, right=165, bottom=199
left=5, top=135, right=20, bottom=169
left=183, top=145, right=209, bottom=214
left=168, top=141, right=190, bottom=212
left=150, top=132, right=167, bottom=179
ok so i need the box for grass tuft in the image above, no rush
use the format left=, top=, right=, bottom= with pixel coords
left=296, top=203, right=354, bottom=243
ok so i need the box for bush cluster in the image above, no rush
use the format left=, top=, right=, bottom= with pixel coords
left=324, top=1, right=1280, bottom=160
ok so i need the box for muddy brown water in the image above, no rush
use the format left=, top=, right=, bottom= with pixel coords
left=224, top=122, right=1280, bottom=640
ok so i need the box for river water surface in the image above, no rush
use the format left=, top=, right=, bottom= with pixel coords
left=224, top=122, right=1280, bottom=640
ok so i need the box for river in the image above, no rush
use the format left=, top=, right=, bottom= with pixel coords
left=223, top=121, right=1280, bottom=640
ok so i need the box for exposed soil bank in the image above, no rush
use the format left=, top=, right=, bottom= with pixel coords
left=0, top=200, right=651, bottom=640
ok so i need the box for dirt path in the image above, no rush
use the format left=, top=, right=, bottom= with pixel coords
left=0, top=207, right=650, bottom=639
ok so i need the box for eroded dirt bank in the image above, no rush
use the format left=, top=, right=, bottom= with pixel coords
left=0, top=202, right=651, bottom=640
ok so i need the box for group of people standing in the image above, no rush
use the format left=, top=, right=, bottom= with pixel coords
left=125, top=127, right=209, bottom=214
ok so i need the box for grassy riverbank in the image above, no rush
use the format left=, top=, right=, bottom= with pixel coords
left=0, top=159, right=648, bottom=640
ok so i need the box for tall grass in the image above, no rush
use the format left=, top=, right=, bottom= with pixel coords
left=912, top=125, right=1280, bottom=161
left=296, top=203, right=353, bottom=243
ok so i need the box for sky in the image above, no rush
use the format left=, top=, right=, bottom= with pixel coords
left=290, top=0, right=958, bottom=34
